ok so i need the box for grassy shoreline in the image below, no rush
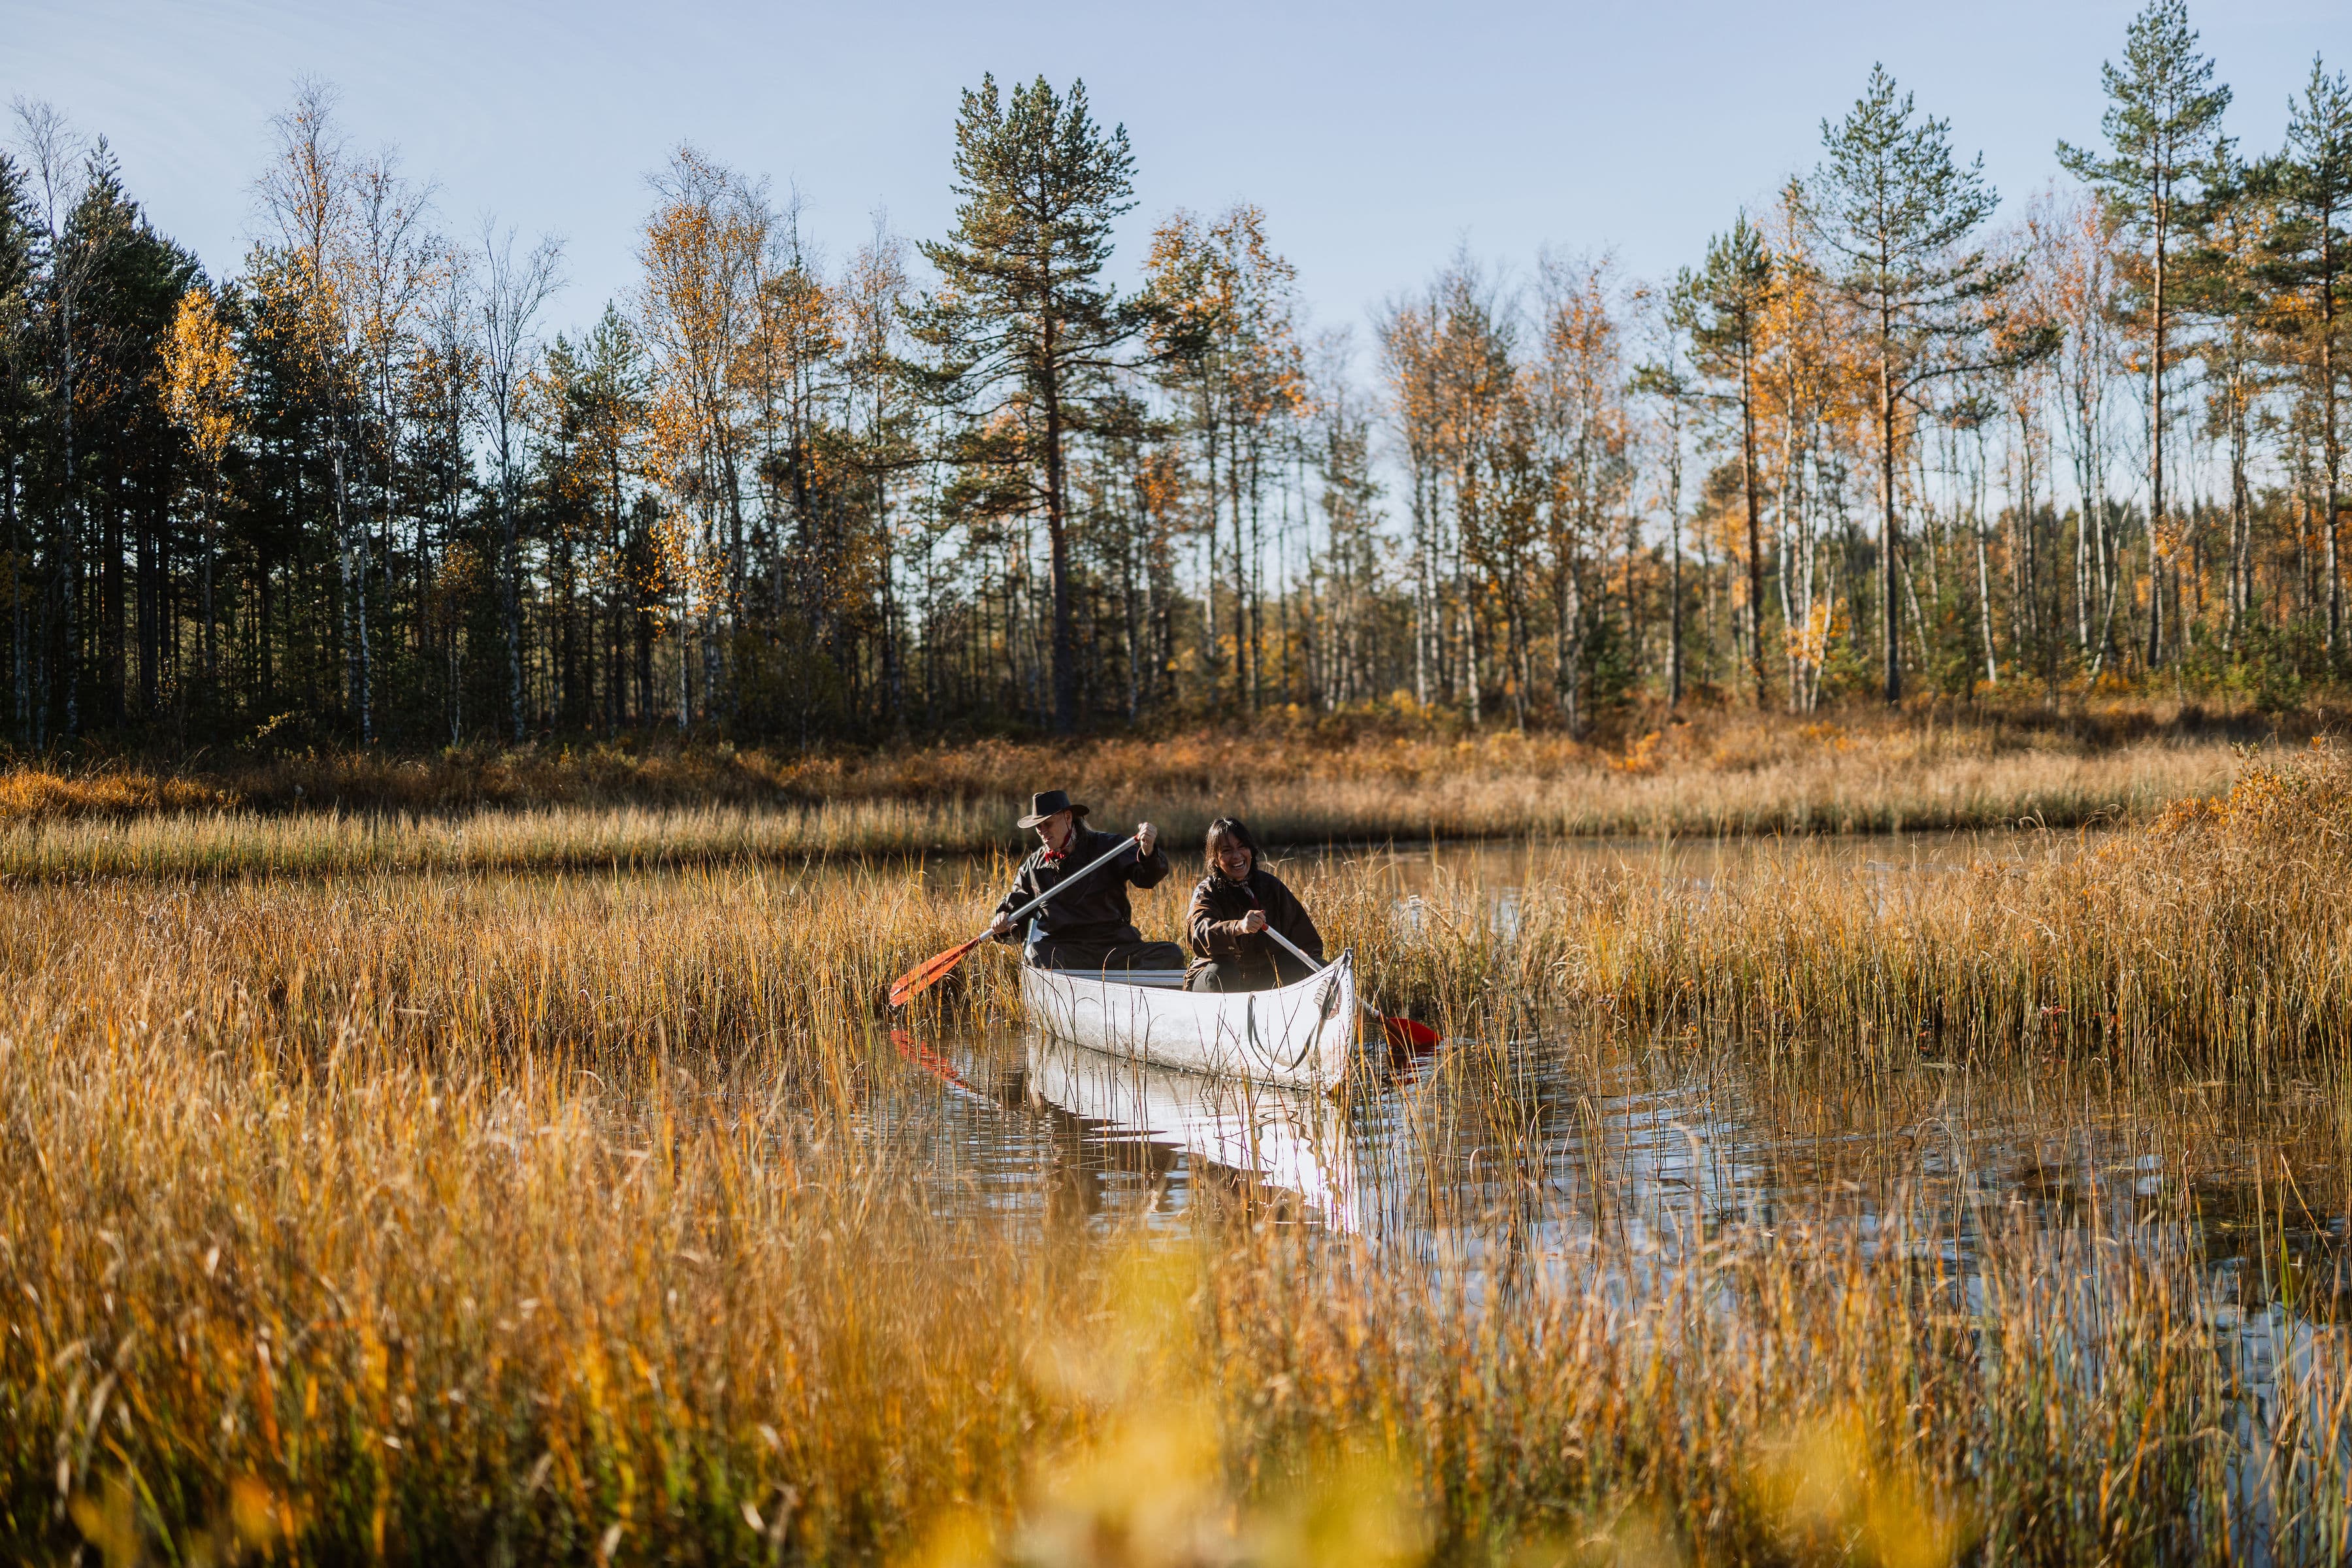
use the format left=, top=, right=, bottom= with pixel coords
left=0, top=710, right=2254, bottom=878
left=0, top=746, right=2334, bottom=1067
left=5, top=696, right=2309, bottom=813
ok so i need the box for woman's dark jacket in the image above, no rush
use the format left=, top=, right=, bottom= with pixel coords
left=1184, top=865, right=1324, bottom=985
left=992, top=825, right=1171, bottom=951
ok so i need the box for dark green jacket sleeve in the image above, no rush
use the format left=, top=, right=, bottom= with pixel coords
left=991, top=855, right=1043, bottom=944
left=1260, top=873, right=1324, bottom=962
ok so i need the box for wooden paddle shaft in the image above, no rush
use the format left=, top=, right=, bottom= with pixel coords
left=892, top=832, right=1153, bottom=1009
left=979, top=833, right=1145, bottom=941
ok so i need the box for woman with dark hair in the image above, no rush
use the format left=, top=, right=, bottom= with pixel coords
left=1182, top=817, right=1325, bottom=993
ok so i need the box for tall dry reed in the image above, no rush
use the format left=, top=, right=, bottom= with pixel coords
left=0, top=733, right=2340, bottom=1075
left=1339, top=740, right=2352, bottom=1071
left=0, top=715, right=2242, bottom=876
left=4, top=746, right=2349, bottom=1563
left=7, top=1009, right=2347, bottom=1563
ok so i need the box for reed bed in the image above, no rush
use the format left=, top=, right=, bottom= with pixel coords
left=0, top=800, right=1006, bottom=881
left=0, top=717, right=2240, bottom=876
left=12, top=708, right=2225, bottom=817
left=0, top=862, right=1000, bottom=1060
left=5, top=994, right=2349, bottom=1563
left=1337, top=740, right=2352, bottom=1073
left=5, top=745, right=2352, bottom=1561
left=0, top=742, right=2343, bottom=1077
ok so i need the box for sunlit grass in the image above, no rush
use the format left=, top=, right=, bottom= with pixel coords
left=0, top=711, right=2243, bottom=876
left=8, top=1015, right=2348, bottom=1562
left=5, top=738, right=2352, bottom=1561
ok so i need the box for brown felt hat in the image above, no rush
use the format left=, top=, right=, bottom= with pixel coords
left=1016, top=789, right=1090, bottom=828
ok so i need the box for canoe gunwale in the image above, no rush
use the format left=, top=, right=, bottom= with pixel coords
left=1017, top=949, right=1364, bottom=1092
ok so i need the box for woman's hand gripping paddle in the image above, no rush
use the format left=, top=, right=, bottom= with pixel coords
left=888, top=833, right=1145, bottom=1008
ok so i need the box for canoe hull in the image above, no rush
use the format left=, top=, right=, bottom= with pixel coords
left=1018, top=951, right=1364, bottom=1092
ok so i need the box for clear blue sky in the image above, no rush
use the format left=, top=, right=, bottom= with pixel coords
left=11, top=0, right=2345, bottom=344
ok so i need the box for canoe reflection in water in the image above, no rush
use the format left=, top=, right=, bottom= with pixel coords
left=1022, top=1033, right=1364, bottom=1233
left=889, top=1021, right=1457, bottom=1236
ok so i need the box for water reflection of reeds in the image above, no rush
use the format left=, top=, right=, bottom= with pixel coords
left=941, top=1014, right=2352, bottom=1560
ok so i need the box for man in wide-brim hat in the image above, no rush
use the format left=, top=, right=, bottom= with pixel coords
left=987, top=789, right=1184, bottom=973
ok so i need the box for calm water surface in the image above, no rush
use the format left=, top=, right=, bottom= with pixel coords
left=857, top=1013, right=2351, bottom=1443
left=896, top=826, right=2100, bottom=890
left=853, top=827, right=2344, bottom=1379
left=885, top=1024, right=2341, bottom=1281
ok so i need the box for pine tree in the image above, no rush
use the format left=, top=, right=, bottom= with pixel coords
left=0, top=153, right=35, bottom=740
left=2177, top=150, right=2271, bottom=644
left=913, top=74, right=1139, bottom=734
left=544, top=304, right=647, bottom=732
left=0, top=154, right=29, bottom=395
left=1680, top=216, right=1774, bottom=706
left=2059, top=0, right=2232, bottom=662
left=59, top=140, right=195, bottom=730
left=1806, top=64, right=2029, bottom=704
left=2273, top=57, right=2352, bottom=649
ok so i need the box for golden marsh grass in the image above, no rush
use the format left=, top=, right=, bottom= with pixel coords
left=0, top=713, right=2243, bottom=877
left=5, top=741, right=2352, bottom=1562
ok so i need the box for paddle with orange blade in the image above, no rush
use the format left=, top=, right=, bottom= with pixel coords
left=887, top=833, right=1146, bottom=1007
left=1260, top=924, right=1442, bottom=1052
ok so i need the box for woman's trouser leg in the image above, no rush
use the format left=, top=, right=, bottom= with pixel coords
left=1269, top=949, right=1319, bottom=985
left=1185, top=955, right=1315, bottom=992
left=1185, top=961, right=1243, bottom=992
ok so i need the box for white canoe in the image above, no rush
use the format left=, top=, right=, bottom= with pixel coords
left=1017, top=950, right=1365, bottom=1092
left=1024, top=1033, right=1363, bottom=1231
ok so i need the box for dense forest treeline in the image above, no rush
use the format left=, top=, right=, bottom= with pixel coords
left=0, top=0, right=2347, bottom=750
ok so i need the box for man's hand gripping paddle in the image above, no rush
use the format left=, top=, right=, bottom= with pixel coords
left=887, top=833, right=1143, bottom=1008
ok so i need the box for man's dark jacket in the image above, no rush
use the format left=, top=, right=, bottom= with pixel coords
left=1184, top=866, right=1324, bottom=987
left=993, top=825, right=1171, bottom=957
